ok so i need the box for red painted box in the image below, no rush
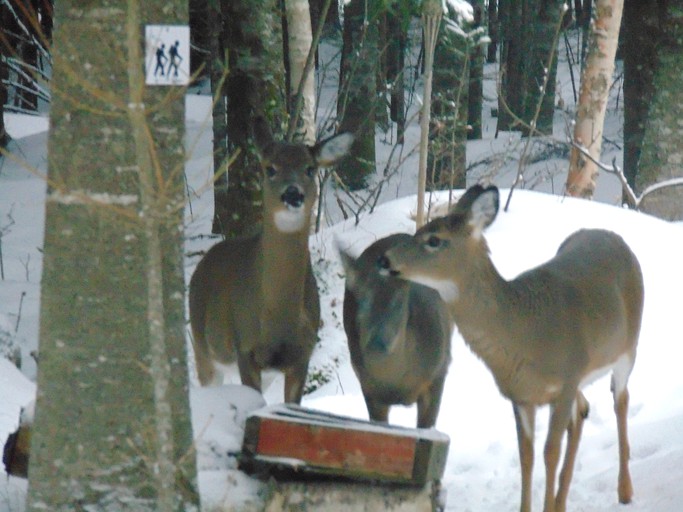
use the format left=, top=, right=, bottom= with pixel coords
left=241, top=404, right=450, bottom=485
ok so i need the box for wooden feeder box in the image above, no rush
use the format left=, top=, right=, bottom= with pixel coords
left=240, top=404, right=450, bottom=486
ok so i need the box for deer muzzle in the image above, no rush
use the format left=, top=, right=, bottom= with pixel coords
left=281, top=185, right=305, bottom=209
left=376, top=254, right=400, bottom=277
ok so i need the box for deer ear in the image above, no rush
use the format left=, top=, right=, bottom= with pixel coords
left=468, top=186, right=499, bottom=238
left=450, top=184, right=487, bottom=214
left=252, top=116, right=275, bottom=157
left=312, top=132, right=354, bottom=166
left=338, top=245, right=359, bottom=291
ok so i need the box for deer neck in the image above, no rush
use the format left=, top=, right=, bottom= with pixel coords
left=259, top=220, right=310, bottom=322
left=448, top=254, right=528, bottom=379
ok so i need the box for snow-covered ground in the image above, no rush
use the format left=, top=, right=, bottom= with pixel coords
left=2, top=29, right=683, bottom=511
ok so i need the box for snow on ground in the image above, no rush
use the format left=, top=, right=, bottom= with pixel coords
left=2, top=33, right=683, bottom=511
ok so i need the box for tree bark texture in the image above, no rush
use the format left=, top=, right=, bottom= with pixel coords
left=566, top=0, right=623, bottom=198
left=496, top=0, right=524, bottom=132
left=26, top=1, right=197, bottom=510
left=385, top=2, right=409, bottom=141
left=636, top=3, right=683, bottom=220
left=468, top=0, right=484, bottom=140
left=219, top=0, right=286, bottom=236
left=521, top=0, right=564, bottom=136
left=208, top=0, right=230, bottom=235
left=622, top=0, right=660, bottom=191
left=338, top=0, right=380, bottom=190
left=285, top=0, right=316, bottom=144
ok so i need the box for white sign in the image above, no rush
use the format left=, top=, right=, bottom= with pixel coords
left=145, top=25, right=190, bottom=86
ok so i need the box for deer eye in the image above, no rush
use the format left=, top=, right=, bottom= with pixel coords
left=266, top=166, right=277, bottom=178
left=305, top=166, right=317, bottom=178
left=425, top=235, right=444, bottom=251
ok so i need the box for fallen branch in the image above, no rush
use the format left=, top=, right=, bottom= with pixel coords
left=569, top=141, right=683, bottom=209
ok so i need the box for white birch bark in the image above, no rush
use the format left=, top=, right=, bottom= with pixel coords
left=285, top=0, right=316, bottom=144
left=566, top=0, right=624, bottom=198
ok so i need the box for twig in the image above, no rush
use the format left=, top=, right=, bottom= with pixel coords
left=15, top=291, right=26, bottom=333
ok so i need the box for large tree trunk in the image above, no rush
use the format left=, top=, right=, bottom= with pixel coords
left=496, top=0, right=524, bottom=132
left=337, top=0, right=380, bottom=190
left=26, top=1, right=197, bottom=509
left=566, top=0, right=624, bottom=198
left=622, top=0, right=659, bottom=192
left=521, top=0, right=564, bottom=136
left=215, top=0, right=286, bottom=237
left=636, top=2, right=683, bottom=220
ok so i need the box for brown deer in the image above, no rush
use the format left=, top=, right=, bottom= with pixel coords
left=379, top=185, right=644, bottom=512
left=189, top=118, right=353, bottom=403
left=340, top=233, right=453, bottom=428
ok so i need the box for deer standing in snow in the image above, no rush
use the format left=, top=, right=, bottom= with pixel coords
left=380, top=185, right=644, bottom=512
left=189, top=118, right=352, bottom=403
left=340, top=233, right=453, bottom=428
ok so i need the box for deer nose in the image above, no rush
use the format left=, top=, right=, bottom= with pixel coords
left=376, top=255, right=399, bottom=276
left=281, top=185, right=305, bottom=208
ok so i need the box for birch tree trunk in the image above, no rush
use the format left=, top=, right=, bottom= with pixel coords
left=565, top=0, right=624, bottom=198
left=285, top=0, right=316, bottom=144
left=26, top=1, right=197, bottom=509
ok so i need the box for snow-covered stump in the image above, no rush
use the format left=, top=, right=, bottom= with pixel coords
left=264, top=479, right=443, bottom=511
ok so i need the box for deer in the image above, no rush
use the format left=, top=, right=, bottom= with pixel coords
left=379, top=184, right=644, bottom=512
left=189, top=117, right=353, bottom=403
left=339, top=233, right=453, bottom=429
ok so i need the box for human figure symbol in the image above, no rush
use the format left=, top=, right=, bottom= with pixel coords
left=154, top=44, right=167, bottom=76
left=168, top=40, right=182, bottom=78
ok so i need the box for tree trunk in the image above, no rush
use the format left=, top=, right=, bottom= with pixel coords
left=487, top=0, right=498, bottom=63
left=496, top=0, right=524, bottom=132
left=26, top=1, right=197, bottom=509
left=468, top=0, right=484, bottom=140
left=416, top=0, right=441, bottom=228
left=0, top=16, right=8, bottom=147
left=338, top=0, right=380, bottom=190
left=429, top=4, right=470, bottom=191
left=190, top=0, right=210, bottom=78
left=385, top=2, right=408, bottom=141
left=209, top=0, right=230, bottom=235
left=521, top=0, right=564, bottom=136
left=285, top=0, right=317, bottom=144
left=220, top=0, right=286, bottom=236
left=636, top=2, right=683, bottom=220
left=622, top=0, right=659, bottom=192
left=566, top=0, right=624, bottom=198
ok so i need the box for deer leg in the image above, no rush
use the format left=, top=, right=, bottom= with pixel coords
left=513, top=403, right=536, bottom=512
left=284, top=363, right=308, bottom=404
left=237, top=352, right=262, bottom=394
left=543, top=394, right=575, bottom=512
left=555, top=392, right=589, bottom=512
left=365, top=398, right=390, bottom=424
left=614, top=385, right=633, bottom=503
left=416, top=371, right=447, bottom=428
